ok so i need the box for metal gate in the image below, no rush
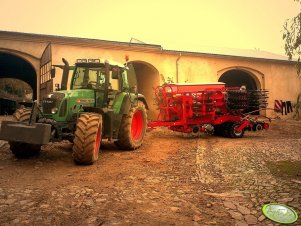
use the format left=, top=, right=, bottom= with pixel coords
left=40, top=43, right=53, bottom=100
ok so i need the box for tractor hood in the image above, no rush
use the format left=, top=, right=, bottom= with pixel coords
left=61, top=89, right=95, bottom=105
left=42, top=89, right=95, bottom=121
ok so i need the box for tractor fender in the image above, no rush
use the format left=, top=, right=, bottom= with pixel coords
left=137, top=94, right=149, bottom=110
left=118, top=95, right=131, bottom=115
left=120, top=94, right=148, bottom=115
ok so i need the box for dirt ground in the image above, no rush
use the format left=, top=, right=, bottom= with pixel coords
left=0, top=117, right=300, bottom=226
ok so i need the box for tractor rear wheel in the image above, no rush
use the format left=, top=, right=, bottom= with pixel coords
left=72, top=113, right=102, bottom=165
left=115, top=101, right=147, bottom=150
left=9, top=108, right=41, bottom=158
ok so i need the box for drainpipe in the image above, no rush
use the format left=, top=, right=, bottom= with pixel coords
left=176, top=53, right=182, bottom=83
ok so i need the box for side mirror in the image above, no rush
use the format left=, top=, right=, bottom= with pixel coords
left=112, top=66, right=120, bottom=79
left=50, top=68, right=56, bottom=78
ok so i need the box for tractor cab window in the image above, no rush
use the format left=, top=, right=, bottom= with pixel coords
left=110, top=67, right=129, bottom=91
left=72, top=67, right=106, bottom=90
left=121, top=71, right=130, bottom=89
left=122, top=70, right=129, bottom=90
left=127, top=63, right=137, bottom=91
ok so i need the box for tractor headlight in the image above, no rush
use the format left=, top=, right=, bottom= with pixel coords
left=51, top=107, right=58, bottom=114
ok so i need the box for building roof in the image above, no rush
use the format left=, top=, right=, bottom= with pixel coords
left=166, top=45, right=290, bottom=61
left=0, top=30, right=295, bottom=64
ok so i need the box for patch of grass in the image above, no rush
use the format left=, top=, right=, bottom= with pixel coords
left=266, top=161, right=301, bottom=179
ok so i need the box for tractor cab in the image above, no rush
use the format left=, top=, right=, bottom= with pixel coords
left=72, top=59, right=132, bottom=90
left=70, top=59, right=135, bottom=108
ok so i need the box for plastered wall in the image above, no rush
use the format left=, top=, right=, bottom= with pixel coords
left=1, top=32, right=300, bottom=119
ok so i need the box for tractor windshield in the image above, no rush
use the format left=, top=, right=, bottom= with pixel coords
left=72, top=67, right=106, bottom=90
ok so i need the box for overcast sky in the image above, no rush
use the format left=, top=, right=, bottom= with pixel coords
left=0, top=0, right=299, bottom=55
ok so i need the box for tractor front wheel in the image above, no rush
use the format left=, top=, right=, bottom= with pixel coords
left=10, top=142, right=41, bottom=158
left=72, top=113, right=102, bottom=165
left=9, top=108, right=41, bottom=158
left=116, top=101, right=147, bottom=150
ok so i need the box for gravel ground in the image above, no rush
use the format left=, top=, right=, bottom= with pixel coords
left=0, top=117, right=300, bottom=225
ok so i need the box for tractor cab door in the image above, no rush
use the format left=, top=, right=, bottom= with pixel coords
left=126, top=63, right=138, bottom=93
left=39, top=43, right=53, bottom=100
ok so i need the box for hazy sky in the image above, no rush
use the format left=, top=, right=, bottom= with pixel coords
left=0, top=0, right=300, bottom=55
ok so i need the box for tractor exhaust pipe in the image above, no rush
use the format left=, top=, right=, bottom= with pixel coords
left=61, top=58, right=69, bottom=90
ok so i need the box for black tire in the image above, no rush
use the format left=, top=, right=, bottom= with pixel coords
left=115, top=101, right=147, bottom=150
left=220, top=122, right=232, bottom=138
left=213, top=125, right=223, bottom=136
left=10, top=142, right=41, bottom=158
left=12, top=108, right=31, bottom=121
left=229, top=123, right=244, bottom=138
left=72, top=113, right=102, bottom=165
left=9, top=108, right=41, bottom=158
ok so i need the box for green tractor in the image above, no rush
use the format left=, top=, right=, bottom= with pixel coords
left=0, top=58, right=148, bottom=165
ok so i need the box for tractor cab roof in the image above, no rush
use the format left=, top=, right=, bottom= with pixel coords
left=75, top=58, right=127, bottom=69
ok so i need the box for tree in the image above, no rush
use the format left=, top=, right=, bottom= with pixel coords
left=283, top=1, right=301, bottom=119
left=283, top=0, right=301, bottom=75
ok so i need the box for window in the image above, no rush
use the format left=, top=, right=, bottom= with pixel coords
left=72, top=67, right=106, bottom=89
left=40, top=62, right=52, bottom=84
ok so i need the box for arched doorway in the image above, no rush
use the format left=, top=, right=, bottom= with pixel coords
left=0, top=78, right=33, bottom=115
left=218, top=69, right=258, bottom=89
left=0, top=52, right=36, bottom=115
left=130, top=61, right=160, bottom=120
left=219, top=69, right=262, bottom=114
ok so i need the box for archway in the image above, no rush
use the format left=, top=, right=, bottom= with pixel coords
left=0, top=78, right=33, bottom=115
left=130, top=61, right=160, bottom=120
left=218, top=69, right=258, bottom=89
left=219, top=69, right=262, bottom=114
left=0, top=52, right=36, bottom=115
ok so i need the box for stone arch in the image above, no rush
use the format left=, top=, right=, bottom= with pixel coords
left=0, top=51, right=38, bottom=97
left=0, top=51, right=37, bottom=114
left=217, top=66, right=263, bottom=89
left=129, top=60, right=160, bottom=120
left=218, top=67, right=265, bottom=115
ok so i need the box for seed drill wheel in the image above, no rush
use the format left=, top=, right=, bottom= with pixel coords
left=72, top=113, right=102, bottom=165
left=116, top=101, right=147, bottom=150
left=9, top=108, right=42, bottom=158
left=229, top=123, right=244, bottom=138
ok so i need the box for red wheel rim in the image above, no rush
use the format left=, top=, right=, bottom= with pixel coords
left=131, top=110, right=144, bottom=141
left=94, top=123, right=101, bottom=155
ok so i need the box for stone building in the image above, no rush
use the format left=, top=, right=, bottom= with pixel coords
left=0, top=30, right=299, bottom=118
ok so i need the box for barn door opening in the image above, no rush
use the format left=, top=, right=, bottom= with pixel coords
left=0, top=52, right=36, bottom=115
left=218, top=69, right=258, bottom=90
left=129, top=61, right=160, bottom=120
left=219, top=69, right=262, bottom=114
left=40, top=43, right=53, bottom=99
